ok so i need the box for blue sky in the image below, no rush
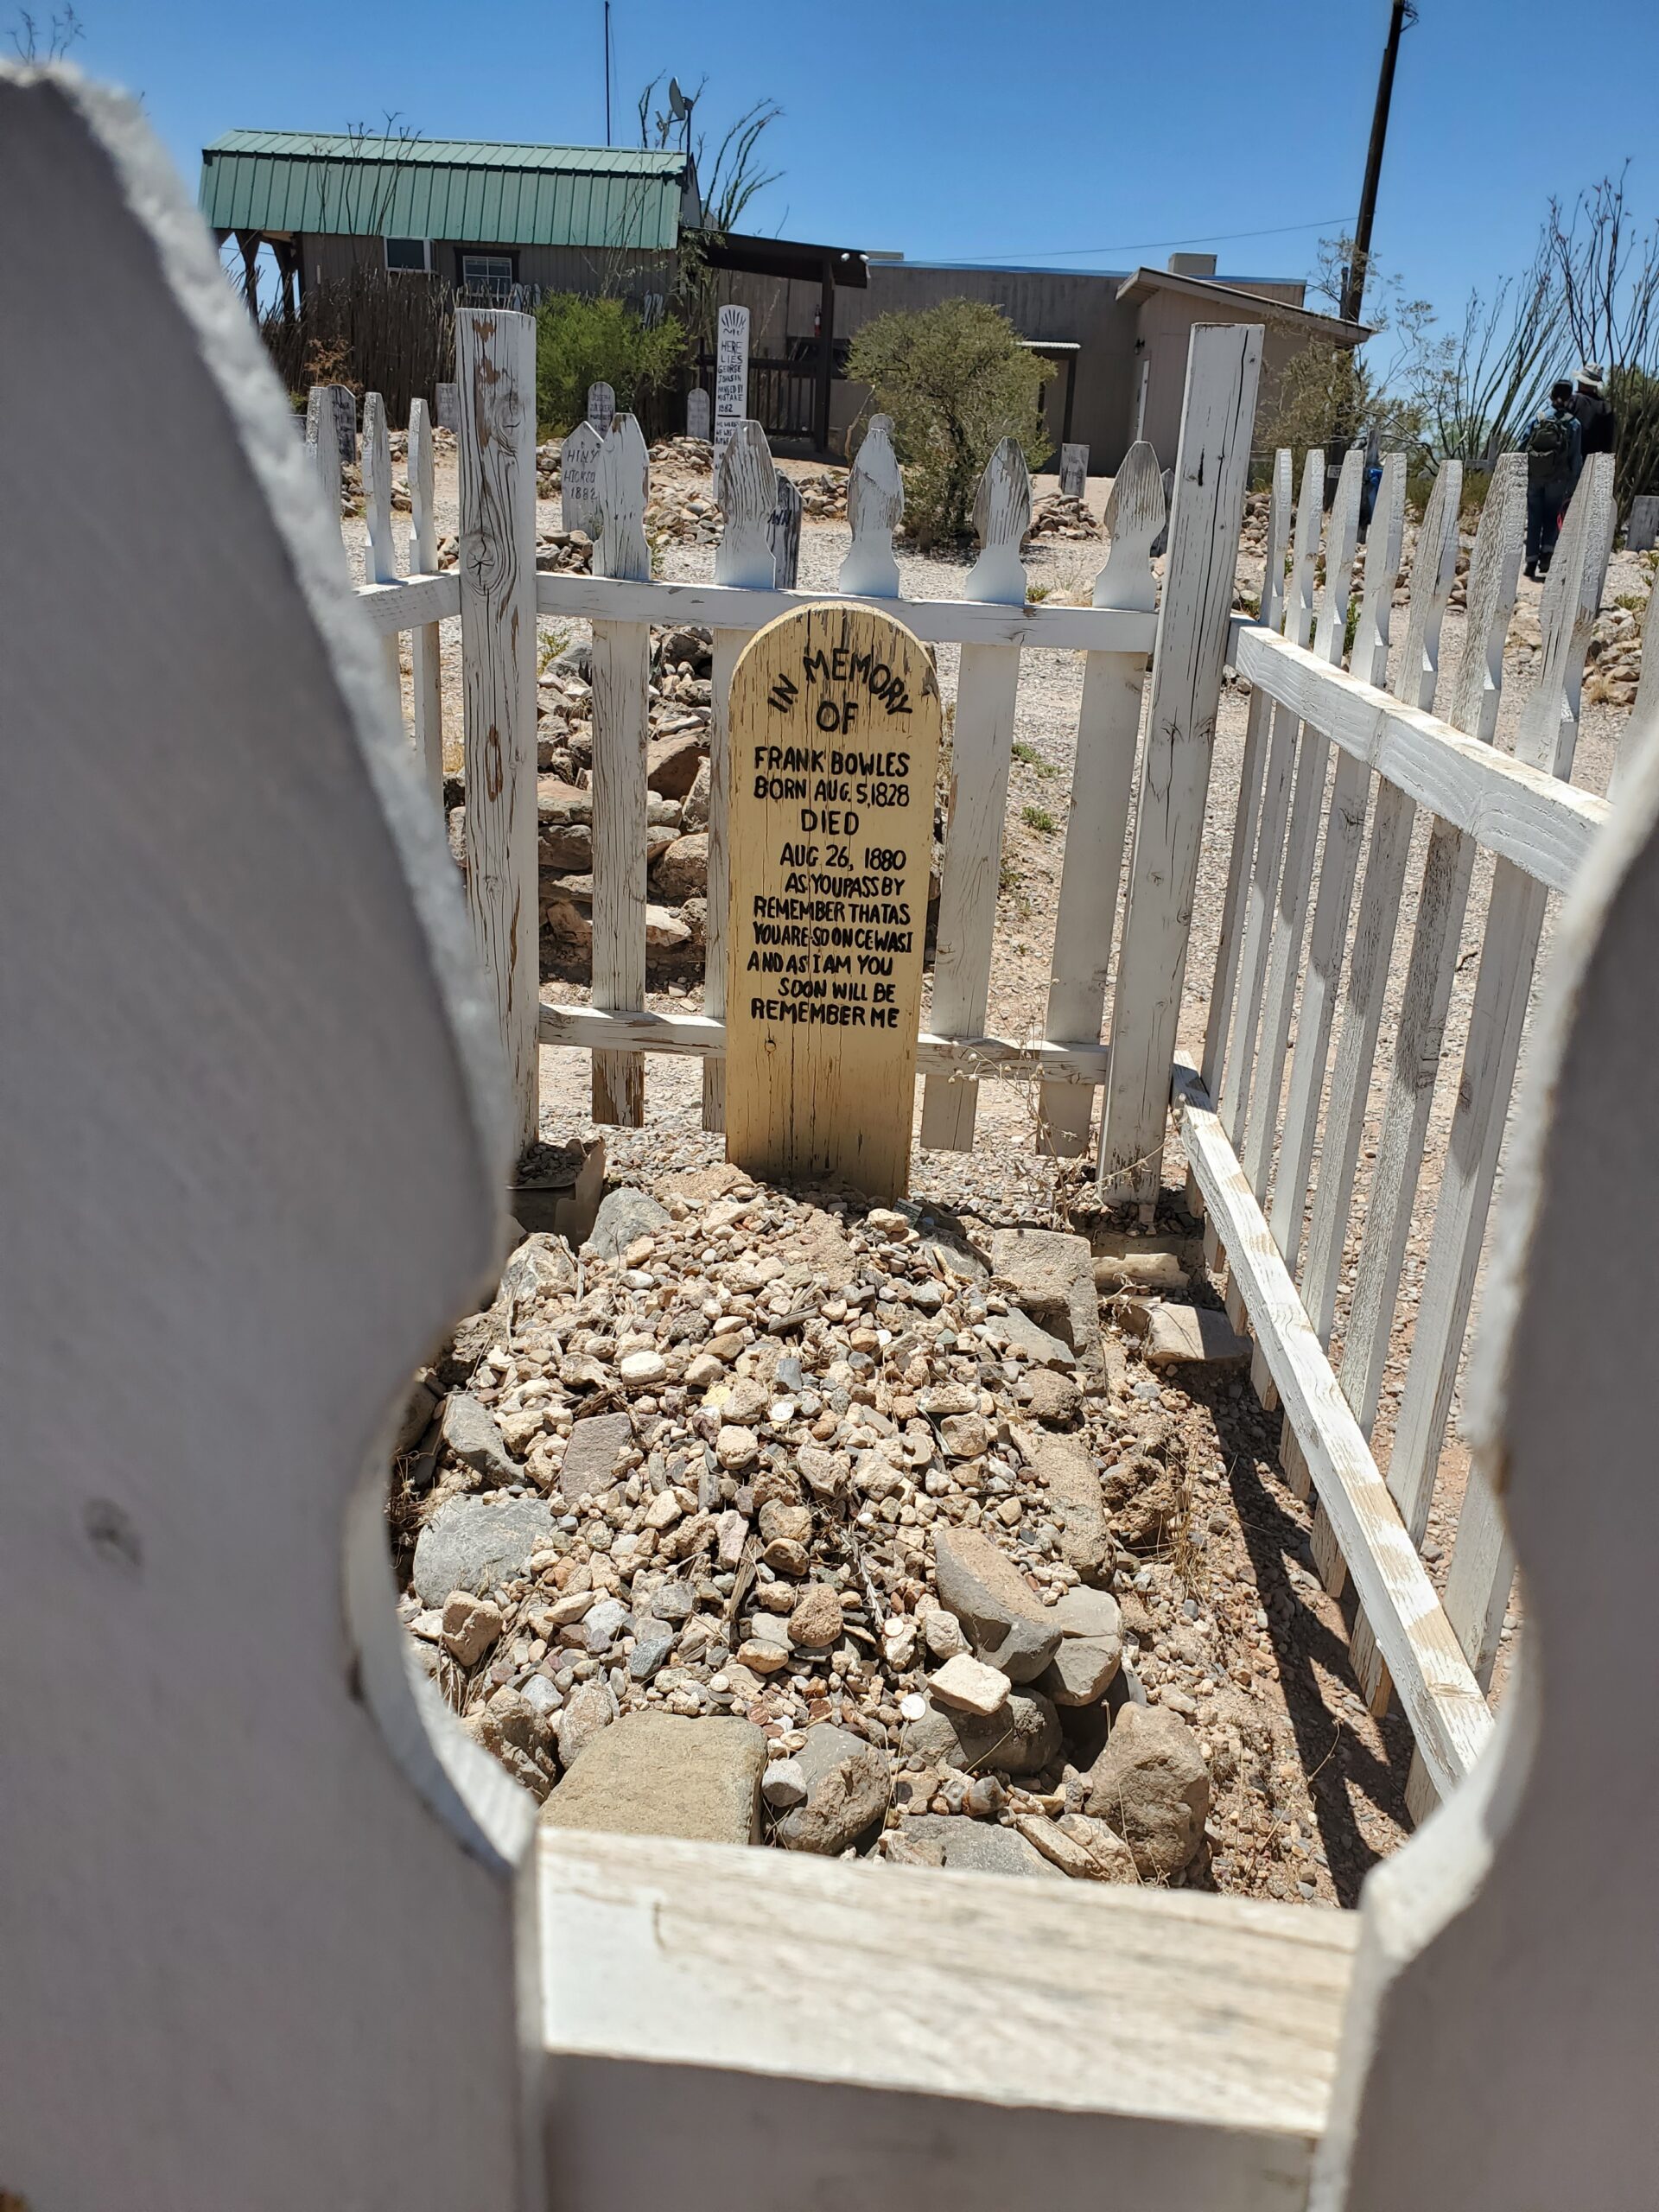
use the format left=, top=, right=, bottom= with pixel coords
left=54, top=0, right=1659, bottom=351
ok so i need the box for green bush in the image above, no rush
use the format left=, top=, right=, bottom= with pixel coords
left=534, top=293, right=685, bottom=434
left=845, top=300, right=1055, bottom=547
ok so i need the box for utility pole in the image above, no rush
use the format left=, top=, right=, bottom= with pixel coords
left=603, top=0, right=613, bottom=147
left=1340, top=0, right=1417, bottom=326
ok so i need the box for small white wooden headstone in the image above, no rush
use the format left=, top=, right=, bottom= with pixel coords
left=593, top=413, right=652, bottom=582
left=769, top=474, right=804, bottom=590
left=714, top=302, right=751, bottom=461
left=560, top=420, right=604, bottom=539
left=1627, top=493, right=1659, bottom=552
left=715, top=420, right=779, bottom=588
left=434, top=380, right=460, bottom=432
left=1058, top=442, right=1089, bottom=499
left=686, top=385, right=711, bottom=442
left=840, top=415, right=905, bottom=598
left=587, top=381, right=616, bottom=436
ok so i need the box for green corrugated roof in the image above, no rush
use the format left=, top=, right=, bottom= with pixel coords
left=199, top=130, right=695, bottom=251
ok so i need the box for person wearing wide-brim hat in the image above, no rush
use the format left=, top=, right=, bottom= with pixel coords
left=1573, top=365, right=1617, bottom=458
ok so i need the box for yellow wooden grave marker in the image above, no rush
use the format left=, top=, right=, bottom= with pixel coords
left=724, top=602, right=941, bottom=1200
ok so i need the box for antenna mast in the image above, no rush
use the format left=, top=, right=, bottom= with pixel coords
left=603, top=0, right=613, bottom=147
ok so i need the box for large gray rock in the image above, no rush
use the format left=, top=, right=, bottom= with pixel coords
left=985, top=1307, right=1075, bottom=1370
left=900, top=1688, right=1061, bottom=1777
left=986, top=1226, right=1104, bottom=1389
left=587, top=1185, right=671, bottom=1258
left=986, top=1226, right=1093, bottom=1312
left=772, top=1722, right=888, bottom=1854
left=931, top=1529, right=1062, bottom=1682
left=1025, top=1433, right=1112, bottom=1580
left=412, top=1495, right=554, bottom=1604
left=440, top=1389, right=518, bottom=1484
left=1039, top=1635, right=1122, bottom=1707
left=896, top=1815, right=1065, bottom=1879
left=499, top=1231, right=575, bottom=1309
left=540, top=1711, right=766, bottom=1845
left=1084, top=1702, right=1210, bottom=1878
left=559, top=1411, right=633, bottom=1506
left=1051, top=1586, right=1122, bottom=1640
left=1039, top=1586, right=1124, bottom=1702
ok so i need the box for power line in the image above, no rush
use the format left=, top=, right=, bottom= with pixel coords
left=934, top=216, right=1353, bottom=270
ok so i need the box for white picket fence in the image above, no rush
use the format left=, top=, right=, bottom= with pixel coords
left=345, top=307, right=1262, bottom=1183
left=14, top=62, right=1659, bottom=2212
left=333, top=314, right=1644, bottom=1821
left=1192, top=445, right=1619, bottom=1819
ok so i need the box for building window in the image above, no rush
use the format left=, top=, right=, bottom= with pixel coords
left=460, top=251, right=515, bottom=301
left=384, top=237, right=431, bottom=274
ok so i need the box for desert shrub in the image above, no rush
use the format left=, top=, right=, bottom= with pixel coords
left=846, top=300, right=1055, bottom=547
left=535, top=293, right=684, bottom=434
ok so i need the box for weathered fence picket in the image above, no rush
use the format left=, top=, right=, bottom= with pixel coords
left=455, top=304, right=540, bottom=1155
left=1097, top=320, right=1262, bottom=1209
left=1217, top=449, right=1323, bottom=1148
left=1039, top=441, right=1164, bottom=1157
left=362, top=390, right=405, bottom=723
left=588, top=416, right=654, bottom=1126
left=920, top=437, right=1032, bottom=1150
left=1200, top=445, right=1294, bottom=1104
left=407, top=396, right=444, bottom=806
left=702, top=420, right=779, bottom=1131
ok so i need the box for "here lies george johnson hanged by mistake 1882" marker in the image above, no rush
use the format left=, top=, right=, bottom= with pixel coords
left=724, top=603, right=942, bottom=1201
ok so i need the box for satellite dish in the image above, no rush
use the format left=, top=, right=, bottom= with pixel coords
left=668, top=77, right=689, bottom=118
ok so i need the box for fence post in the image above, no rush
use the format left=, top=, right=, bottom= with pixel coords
left=456, top=306, right=540, bottom=1158
left=1097, top=321, right=1262, bottom=1209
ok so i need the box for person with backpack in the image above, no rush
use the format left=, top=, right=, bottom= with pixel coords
left=1573, top=364, right=1617, bottom=459
left=1520, top=381, right=1583, bottom=578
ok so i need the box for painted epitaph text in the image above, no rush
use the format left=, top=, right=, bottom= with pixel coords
left=724, top=604, right=941, bottom=1200
left=560, top=421, right=603, bottom=538
left=434, top=381, right=460, bottom=431
left=1058, top=442, right=1089, bottom=499
left=686, top=385, right=711, bottom=442
left=714, top=303, right=750, bottom=460
left=587, top=381, right=616, bottom=435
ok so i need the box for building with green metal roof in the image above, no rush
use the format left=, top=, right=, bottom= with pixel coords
left=200, top=129, right=701, bottom=303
